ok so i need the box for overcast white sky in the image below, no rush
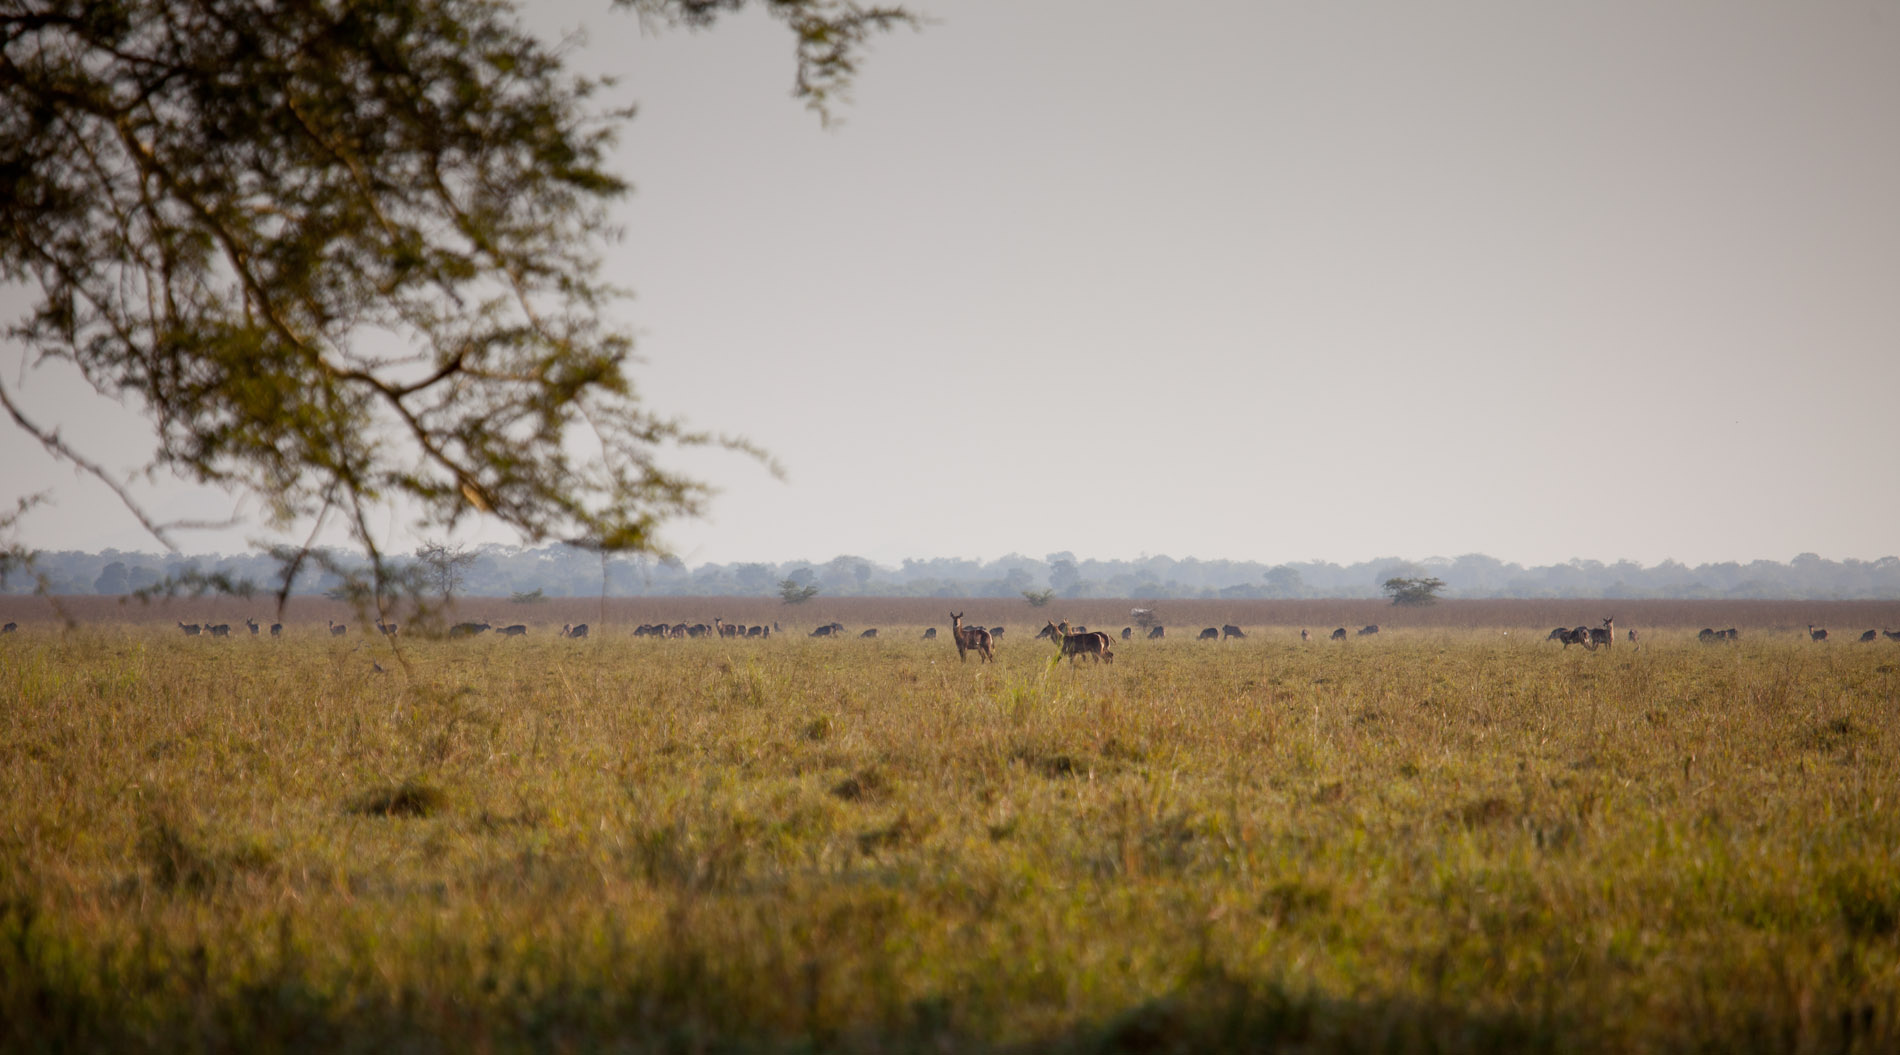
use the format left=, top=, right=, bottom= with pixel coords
left=4, top=0, right=1898, bottom=569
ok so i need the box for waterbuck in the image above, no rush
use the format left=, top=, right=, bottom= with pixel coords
left=1148, top=626, right=1165, bottom=640
left=922, top=627, right=938, bottom=640
left=950, top=613, right=993, bottom=663
left=1197, top=627, right=1219, bottom=641
left=207, top=623, right=231, bottom=637
left=1221, top=624, right=1245, bottom=640
left=562, top=623, right=590, bottom=639
left=245, top=617, right=260, bottom=635
left=1121, top=627, right=1134, bottom=640
left=860, top=628, right=878, bottom=639
left=1859, top=629, right=1878, bottom=643
left=1, top=622, right=15, bottom=633
left=328, top=620, right=347, bottom=637
left=1300, top=628, right=1311, bottom=642
left=450, top=621, right=491, bottom=637
left=376, top=619, right=399, bottom=637
left=499, top=624, right=528, bottom=637
left=1357, top=625, right=1380, bottom=636
left=1807, top=624, right=1828, bottom=642
left=1589, top=617, right=1615, bottom=649
left=1884, top=630, right=1900, bottom=642
left=178, top=621, right=201, bottom=636
left=1048, top=621, right=1113, bottom=664
left=1330, top=627, right=1347, bottom=641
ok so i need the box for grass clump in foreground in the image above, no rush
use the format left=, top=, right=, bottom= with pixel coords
left=0, top=625, right=1896, bottom=1052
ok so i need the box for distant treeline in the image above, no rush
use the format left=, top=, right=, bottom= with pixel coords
left=7, top=547, right=1900, bottom=601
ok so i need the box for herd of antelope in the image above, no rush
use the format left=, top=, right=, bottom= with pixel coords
left=8, top=615, right=1900, bottom=653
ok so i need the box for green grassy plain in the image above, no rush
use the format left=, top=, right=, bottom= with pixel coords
left=2, top=603, right=1897, bottom=1053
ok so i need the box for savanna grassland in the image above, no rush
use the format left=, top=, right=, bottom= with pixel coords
left=2, top=599, right=1898, bottom=1053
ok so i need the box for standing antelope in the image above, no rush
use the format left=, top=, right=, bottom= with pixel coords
left=376, top=619, right=399, bottom=637
left=270, top=622, right=282, bottom=637
left=1197, top=627, right=1219, bottom=641
left=178, top=621, right=201, bottom=636
left=1589, top=617, right=1615, bottom=649
left=245, top=617, right=260, bottom=635
left=1808, top=624, right=1828, bottom=642
left=562, top=623, right=589, bottom=639
left=1220, top=624, right=1245, bottom=640
left=1884, top=630, right=1900, bottom=642
left=1147, top=626, right=1165, bottom=640
left=1330, top=627, right=1348, bottom=641
left=1300, top=628, right=1310, bottom=642
left=950, top=613, right=993, bottom=663
left=1048, top=621, right=1113, bottom=664
left=1858, top=629, right=1877, bottom=643
left=499, top=624, right=528, bottom=637
left=1121, top=627, right=1133, bottom=640
left=328, top=620, right=347, bottom=637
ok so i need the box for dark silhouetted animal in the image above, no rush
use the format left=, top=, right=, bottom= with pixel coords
left=1330, top=627, right=1347, bottom=641
left=562, top=623, right=589, bottom=639
left=207, top=623, right=231, bottom=637
left=451, top=621, right=491, bottom=637
left=1589, top=617, right=1615, bottom=649
left=922, top=627, right=938, bottom=639
left=1122, top=627, right=1133, bottom=640
left=499, top=624, right=528, bottom=637
left=1859, top=629, right=1877, bottom=643
left=245, top=617, right=260, bottom=635
left=1221, top=624, right=1245, bottom=640
left=1148, top=626, right=1165, bottom=640
left=178, top=622, right=201, bottom=636
left=328, top=620, right=347, bottom=637
left=1808, top=624, right=1828, bottom=642
left=1198, top=627, right=1219, bottom=641
left=860, top=628, right=878, bottom=639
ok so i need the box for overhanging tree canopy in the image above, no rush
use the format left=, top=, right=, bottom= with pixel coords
left=0, top=0, right=911, bottom=580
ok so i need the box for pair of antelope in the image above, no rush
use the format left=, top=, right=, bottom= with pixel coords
left=1046, top=620, right=1113, bottom=664
left=1547, top=617, right=1616, bottom=650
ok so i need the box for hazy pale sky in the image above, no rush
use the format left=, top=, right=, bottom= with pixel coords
left=5, top=1, right=1898, bottom=569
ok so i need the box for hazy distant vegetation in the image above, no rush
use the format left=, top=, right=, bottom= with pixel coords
left=8, top=547, right=1900, bottom=600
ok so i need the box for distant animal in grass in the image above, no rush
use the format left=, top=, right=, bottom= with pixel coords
left=1221, top=624, right=1245, bottom=640
left=451, top=621, right=490, bottom=637
left=178, top=621, right=201, bottom=636
left=499, top=624, right=528, bottom=637
left=1858, top=629, right=1877, bottom=643
left=1330, top=627, right=1347, bottom=641
left=1148, top=625, right=1165, bottom=640
left=1048, top=621, right=1113, bottom=664
left=1358, top=624, right=1380, bottom=637
left=245, top=617, right=260, bottom=635
left=922, top=627, right=938, bottom=640
left=328, top=620, right=347, bottom=637
left=1197, top=627, right=1219, bottom=641
left=562, top=623, right=589, bottom=639
left=1808, top=624, right=1828, bottom=642
left=1, top=622, right=16, bottom=633
left=950, top=612, right=993, bottom=663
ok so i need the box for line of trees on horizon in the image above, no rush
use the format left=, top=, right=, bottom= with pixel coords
left=7, top=548, right=1900, bottom=602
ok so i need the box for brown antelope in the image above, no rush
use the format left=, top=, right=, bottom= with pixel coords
left=1221, top=624, right=1245, bottom=640
left=270, top=622, right=282, bottom=637
left=178, top=621, right=202, bottom=636
left=1197, top=627, right=1219, bottom=641
left=328, top=620, right=347, bottom=637
left=1148, top=625, right=1165, bottom=640
left=1330, top=627, right=1347, bottom=640
left=1049, top=621, right=1113, bottom=664
left=376, top=619, right=398, bottom=637
left=860, top=628, right=878, bottom=639
left=950, top=613, right=993, bottom=663
left=1858, top=629, right=1877, bottom=643
left=450, top=621, right=490, bottom=637
left=1589, top=617, right=1615, bottom=649
left=499, top=624, right=528, bottom=636
left=1357, top=625, right=1380, bottom=636
left=245, top=617, right=260, bottom=635
left=1555, top=627, right=1594, bottom=650
left=562, top=623, right=589, bottom=639
left=1883, top=630, right=1900, bottom=642
left=1808, top=624, right=1828, bottom=642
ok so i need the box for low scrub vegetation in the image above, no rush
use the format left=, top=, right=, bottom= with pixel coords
left=1, top=608, right=1896, bottom=1052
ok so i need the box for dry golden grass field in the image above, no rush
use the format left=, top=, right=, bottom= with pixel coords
left=2, top=596, right=1898, bottom=1053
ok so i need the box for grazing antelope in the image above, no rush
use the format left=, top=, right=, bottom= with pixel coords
left=714, top=617, right=740, bottom=638
left=328, top=620, right=347, bottom=637
left=950, top=612, right=994, bottom=663
left=809, top=624, right=835, bottom=638
left=207, top=623, right=232, bottom=637
left=1197, top=627, right=1219, bottom=641
left=1330, top=627, right=1347, bottom=641
left=1808, top=624, right=1828, bottom=642
left=860, top=628, right=878, bottom=639
left=245, top=617, right=260, bottom=635
left=560, top=623, right=589, bottom=638
left=376, top=619, right=398, bottom=637
left=1882, top=630, right=1900, bottom=642
left=1859, top=629, right=1878, bottom=643
left=1221, top=624, right=1245, bottom=640
left=922, top=627, right=938, bottom=640
left=499, top=624, right=528, bottom=637
left=1556, top=627, right=1594, bottom=650
left=748, top=626, right=769, bottom=638
left=450, top=621, right=491, bottom=637
left=1358, top=625, right=1380, bottom=636
left=178, top=621, right=202, bottom=636
left=1, top=622, right=15, bottom=633
left=1048, top=621, right=1113, bottom=664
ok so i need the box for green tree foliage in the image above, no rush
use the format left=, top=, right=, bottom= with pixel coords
left=1383, top=576, right=1447, bottom=606
left=778, top=578, right=819, bottom=604
left=0, top=0, right=911, bottom=593
left=1021, top=588, right=1054, bottom=608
